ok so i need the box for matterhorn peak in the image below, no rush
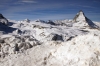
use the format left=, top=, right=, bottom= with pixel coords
left=73, top=10, right=98, bottom=28
left=77, top=10, right=84, bottom=15
left=73, top=10, right=86, bottom=22
left=79, top=10, right=84, bottom=14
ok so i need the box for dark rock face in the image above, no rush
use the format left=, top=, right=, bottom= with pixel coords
left=0, top=13, right=8, bottom=25
left=52, top=34, right=63, bottom=41
left=47, top=20, right=55, bottom=25
left=46, top=33, right=63, bottom=41
left=0, top=14, right=17, bottom=33
left=73, top=10, right=98, bottom=28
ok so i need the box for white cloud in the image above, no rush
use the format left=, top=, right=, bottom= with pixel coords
left=21, top=0, right=37, bottom=3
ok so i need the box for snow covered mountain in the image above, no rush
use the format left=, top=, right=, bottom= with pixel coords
left=73, top=10, right=98, bottom=28
left=0, top=11, right=100, bottom=66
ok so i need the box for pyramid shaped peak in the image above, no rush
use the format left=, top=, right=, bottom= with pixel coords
left=78, top=10, right=85, bottom=15
left=73, top=10, right=86, bottom=22
left=73, top=10, right=98, bottom=28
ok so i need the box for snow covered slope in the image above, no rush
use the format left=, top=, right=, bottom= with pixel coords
left=0, top=11, right=100, bottom=66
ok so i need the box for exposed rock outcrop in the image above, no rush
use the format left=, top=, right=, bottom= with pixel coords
left=46, top=33, right=63, bottom=41
left=0, top=14, right=8, bottom=25
left=0, top=35, right=41, bottom=57
left=47, top=20, right=55, bottom=25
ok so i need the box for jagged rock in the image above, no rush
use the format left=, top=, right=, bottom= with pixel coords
left=0, top=14, right=17, bottom=34
left=47, top=20, right=55, bottom=25
left=73, top=10, right=98, bottom=28
left=0, top=13, right=8, bottom=25
left=14, top=44, right=19, bottom=54
left=0, top=35, right=41, bottom=58
left=46, top=33, right=63, bottom=41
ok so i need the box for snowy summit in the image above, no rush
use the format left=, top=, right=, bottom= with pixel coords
left=73, top=10, right=98, bottom=28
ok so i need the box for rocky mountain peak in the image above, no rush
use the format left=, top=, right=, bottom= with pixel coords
left=73, top=10, right=98, bottom=28
left=0, top=13, right=8, bottom=25
left=73, top=10, right=86, bottom=22
left=79, top=10, right=84, bottom=14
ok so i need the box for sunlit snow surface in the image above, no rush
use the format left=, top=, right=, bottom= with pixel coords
left=0, top=19, right=100, bottom=66
left=0, top=12, right=100, bottom=66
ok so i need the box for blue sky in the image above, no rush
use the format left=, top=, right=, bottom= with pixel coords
left=0, top=0, right=100, bottom=21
